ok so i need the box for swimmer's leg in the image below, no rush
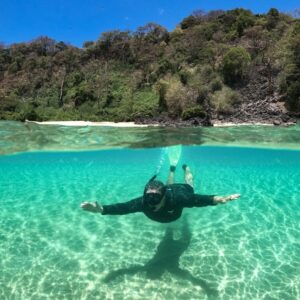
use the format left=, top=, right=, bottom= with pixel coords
left=167, top=165, right=176, bottom=185
left=182, top=164, right=194, bottom=188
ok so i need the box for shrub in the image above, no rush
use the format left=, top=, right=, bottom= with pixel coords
left=221, top=47, right=251, bottom=85
left=235, top=9, right=255, bottom=36
left=34, top=107, right=58, bottom=121
left=284, top=22, right=300, bottom=112
left=178, top=69, right=191, bottom=85
left=164, top=78, right=184, bottom=117
left=277, top=72, right=288, bottom=93
left=181, top=106, right=206, bottom=120
left=8, top=62, right=20, bottom=74
left=20, top=108, right=40, bottom=121
left=165, top=78, right=198, bottom=118
left=130, top=89, right=159, bottom=118
left=200, top=65, right=216, bottom=83
left=65, top=84, right=95, bottom=107
left=211, top=87, right=240, bottom=115
left=155, top=79, right=168, bottom=111
left=266, top=8, right=280, bottom=30
left=209, top=78, right=223, bottom=92
left=0, top=95, right=19, bottom=112
left=287, top=81, right=300, bottom=112
left=196, top=86, right=209, bottom=104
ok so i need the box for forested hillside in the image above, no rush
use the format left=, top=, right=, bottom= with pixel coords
left=0, top=8, right=299, bottom=124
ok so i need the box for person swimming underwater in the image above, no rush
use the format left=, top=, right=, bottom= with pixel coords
left=81, top=164, right=240, bottom=223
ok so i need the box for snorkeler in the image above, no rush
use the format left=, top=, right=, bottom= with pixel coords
left=80, top=165, right=240, bottom=223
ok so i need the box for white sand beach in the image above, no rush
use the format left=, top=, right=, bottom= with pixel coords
left=212, top=121, right=274, bottom=127
left=26, top=120, right=156, bottom=127
left=25, top=120, right=293, bottom=127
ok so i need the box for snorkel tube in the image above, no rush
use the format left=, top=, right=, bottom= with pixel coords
left=148, top=175, right=157, bottom=182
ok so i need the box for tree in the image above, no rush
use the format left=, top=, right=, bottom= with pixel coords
left=235, top=9, right=255, bottom=36
left=135, top=23, right=169, bottom=44
left=83, top=41, right=94, bottom=49
left=221, top=47, right=251, bottom=85
left=244, top=26, right=269, bottom=55
left=30, top=36, right=56, bottom=56
left=93, top=30, right=133, bottom=63
left=266, top=8, right=280, bottom=30
left=180, top=10, right=206, bottom=30
left=287, top=81, right=300, bottom=112
left=286, top=22, right=300, bottom=112
left=156, top=80, right=168, bottom=111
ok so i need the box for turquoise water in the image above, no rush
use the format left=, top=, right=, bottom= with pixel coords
left=0, top=143, right=299, bottom=299
left=1, top=121, right=300, bottom=155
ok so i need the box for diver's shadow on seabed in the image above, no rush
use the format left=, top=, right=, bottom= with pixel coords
left=103, top=220, right=218, bottom=298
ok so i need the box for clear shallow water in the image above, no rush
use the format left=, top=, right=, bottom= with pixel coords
left=0, top=146, right=299, bottom=300
left=0, top=121, right=300, bottom=155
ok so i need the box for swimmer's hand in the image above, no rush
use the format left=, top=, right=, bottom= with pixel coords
left=80, top=201, right=103, bottom=213
left=213, top=194, right=240, bottom=204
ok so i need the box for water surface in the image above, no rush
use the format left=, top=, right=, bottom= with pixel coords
left=0, top=121, right=299, bottom=155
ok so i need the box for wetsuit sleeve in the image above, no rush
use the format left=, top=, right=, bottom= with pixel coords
left=102, top=197, right=143, bottom=215
left=182, top=194, right=217, bottom=208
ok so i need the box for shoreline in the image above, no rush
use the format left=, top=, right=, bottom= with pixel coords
left=25, top=120, right=297, bottom=128
left=212, top=121, right=274, bottom=127
left=25, top=120, right=155, bottom=127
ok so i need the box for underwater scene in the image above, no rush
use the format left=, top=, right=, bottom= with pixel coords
left=0, top=121, right=299, bottom=300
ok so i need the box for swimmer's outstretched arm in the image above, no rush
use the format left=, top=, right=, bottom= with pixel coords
left=212, top=194, right=240, bottom=204
left=81, top=197, right=143, bottom=215
left=81, top=201, right=103, bottom=213
left=183, top=193, right=240, bottom=208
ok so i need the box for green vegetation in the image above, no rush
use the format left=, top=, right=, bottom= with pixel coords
left=286, top=21, right=300, bottom=112
left=0, top=8, right=299, bottom=122
left=211, top=87, right=240, bottom=115
left=221, top=47, right=251, bottom=85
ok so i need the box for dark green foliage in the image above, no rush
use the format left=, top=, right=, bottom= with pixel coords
left=156, top=80, right=168, bottom=111
left=290, top=22, right=300, bottom=67
left=181, top=106, right=206, bottom=120
left=181, top=15, right=201, bottom=30
left=194, top=86, right=209, bottom=104
left=0, top=49, right=11, bottom=70
left=178, top=69, right=190, bottom=85
left=287, top=81, right=300, bottom=112
left=0, top=8, right=299, bottom=121
left=216, top=8, right=255, bottom=38
left=235, top=9, right=255, bottom=36
left=0, top=95, right=19, bottom=112
left=221, top=47, right=251, bottom=85
left=83, top=41, right=94, bottom=48
left=211, top=87, right=240, bottom=115
left=130, top=89, right=159, bottom=119
left=136, top=23, right=169, bottom=43
left=209, top=78, right=223, bottom=92
left=266, top=8, right=280, bottom=30
left=66, top=84, right=95, bottom=107
left=8, top=61, right=20, bottom=74
left=285, top=21, right=300, bottom=112
left=199, top=65, right=216, bottom=83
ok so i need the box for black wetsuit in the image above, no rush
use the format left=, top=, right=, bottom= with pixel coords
left=102, top=184, right=216, bottom=223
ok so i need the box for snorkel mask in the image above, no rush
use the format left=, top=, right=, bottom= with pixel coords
left=143, top=175, right=165, bottom=208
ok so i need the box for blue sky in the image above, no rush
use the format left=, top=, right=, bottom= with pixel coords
left=1, top=0, right=299, bottom=47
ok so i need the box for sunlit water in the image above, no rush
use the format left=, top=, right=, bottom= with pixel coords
left=0, top=122, right=299, bottom=300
